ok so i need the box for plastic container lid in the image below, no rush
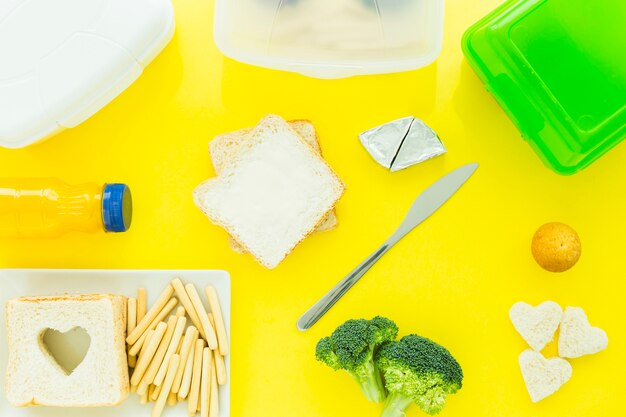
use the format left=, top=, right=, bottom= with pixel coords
left=462, top=0, right=626, bottom=175
left=102, top=184, right=132, bottom=233
left=0, top=0, right=175, bottom=149
left=214, top=0, right=444, bottom=78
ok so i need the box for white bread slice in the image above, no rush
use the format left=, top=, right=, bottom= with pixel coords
left=211, top=120, right=337, bottom=230
left=519, top=349, right=572, bottom=403
left=5, top=294, right=129, bottom=407
left=211, top=120, right=321, bottom=173
left=194, top=115, right=345, bottom=269
left=558, top=307, right=608, bottom=358
left=509, top=301, right=562, bottom=351
left=210, top=120, right=337, bottom=254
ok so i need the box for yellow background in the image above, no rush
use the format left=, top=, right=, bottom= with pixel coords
left=0, top=0, right=623, bottom=416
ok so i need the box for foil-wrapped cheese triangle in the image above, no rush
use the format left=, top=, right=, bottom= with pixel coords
left=358, top=116, right=413, bottom=169
left=359, top=116, right=446, bottom=172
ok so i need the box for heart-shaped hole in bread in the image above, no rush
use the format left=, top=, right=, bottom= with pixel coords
left=40, top=327, right=91, bottom=375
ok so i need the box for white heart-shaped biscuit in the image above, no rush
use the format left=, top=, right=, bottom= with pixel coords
left=558, top=307, right=608, bottom=358
left=509, top=301, right=562, bottom=351
left=519, top=349, right=572, bottom=403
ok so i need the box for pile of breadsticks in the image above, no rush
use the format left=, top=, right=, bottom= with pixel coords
left=125, top=278, right=228, bottom=417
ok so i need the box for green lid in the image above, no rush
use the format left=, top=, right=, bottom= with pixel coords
left=462, top=0, right=626, bottom=175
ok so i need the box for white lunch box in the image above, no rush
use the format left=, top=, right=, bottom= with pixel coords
left=0, top=0, right=175, bottom=149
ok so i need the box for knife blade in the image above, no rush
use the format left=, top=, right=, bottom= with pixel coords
left=297, top=163, right=479, bottom=331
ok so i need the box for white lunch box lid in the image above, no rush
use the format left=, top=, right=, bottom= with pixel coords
left=0, top=0, right=175, bottom=149
left=214, top=0, right=444, bottom=79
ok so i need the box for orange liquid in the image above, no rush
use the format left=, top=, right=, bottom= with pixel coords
left=0, top=179, right=104, bottom=238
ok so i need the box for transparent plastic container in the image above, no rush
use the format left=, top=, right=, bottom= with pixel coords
left=214, top=0, right=444, bottom=78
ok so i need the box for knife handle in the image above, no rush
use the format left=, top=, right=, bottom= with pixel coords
left=296, top=243, right=391, bottom=331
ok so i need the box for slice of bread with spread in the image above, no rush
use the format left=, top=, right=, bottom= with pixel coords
left=210, top=119, right=337, bottom=253
left=194, top=115, right=345, bottom=269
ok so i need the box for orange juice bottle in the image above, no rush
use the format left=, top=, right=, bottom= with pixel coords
left=0, top=179, right=132, bottom=238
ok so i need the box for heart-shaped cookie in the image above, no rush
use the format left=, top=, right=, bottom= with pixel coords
left=41, top=327, right=91, bottom=375
left=519, top=349, right=572, bottom=403
left=558, top=307, right=608, bottom=358
left=509, top=301, right=562, bottom=351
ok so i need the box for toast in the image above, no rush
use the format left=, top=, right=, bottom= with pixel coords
left=194, top=115, right=345, bottom=269
left=210, top=120, right=337, bottom=253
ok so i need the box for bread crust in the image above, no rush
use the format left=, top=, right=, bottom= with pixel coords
left=12, top=293, right=121, bottom=303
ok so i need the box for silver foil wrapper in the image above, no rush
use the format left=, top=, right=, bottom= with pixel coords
left=359, top=116, right=446, bottom=172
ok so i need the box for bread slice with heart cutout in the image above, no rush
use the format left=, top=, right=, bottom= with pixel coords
left=5, top=294, right=129, bottom=407
left=519, top=349, right=572, bottom=403
left=509, top=301, right=562, bottom=351
left=558, top=307, right=608, bottom=358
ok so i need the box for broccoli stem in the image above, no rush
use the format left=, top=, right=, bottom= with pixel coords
left=381, top=392, right=414, bottom=417
left=349, top=360, right=387, bottom=403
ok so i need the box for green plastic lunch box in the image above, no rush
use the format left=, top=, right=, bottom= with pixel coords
left=462, top=0, right=626, bottom=175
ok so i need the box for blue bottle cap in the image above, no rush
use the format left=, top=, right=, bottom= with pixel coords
left=102, top=184, right=132, bottom=233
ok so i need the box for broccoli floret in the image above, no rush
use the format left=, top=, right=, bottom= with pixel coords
left=316, top=316, right=399, bottom=403
left=315, top=336, right=341, bottom=370
left=375, top=335, right=463, bottom=416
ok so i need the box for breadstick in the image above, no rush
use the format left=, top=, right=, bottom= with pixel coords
left=140, top=385, right=150, bottom=404
left=141, top=315, right=178, bottom=386
left=185, top=284, right=218, bottom=349
left=129, top=298, right=178, bottom=356
left=137, top=379, right=150, bottom=396
left=132, top=327, right=160, bottom=386
left=209, top=353, right=219, bottom=417
left=135, top=329, right=154, bottom=368
left=176, top=306, right=186, bottom=318
left=130, top=384, right=137, bottom=393
left=188, top=338, right=205, bottom=416
left=172, top=278, right=207, bottom=339
left=176, top=335, right=184, bottom=353
left=134, top=290, right=147, bottom=382
left=133, top=330, right=154, bottom=386
left=151, top=381, right=163, bottom=401
left=205, top=286, right=228, bottom=355
left=154, top=316, right=187, bottom=386
left=178, top=338, right=199, bottom=400
left=148, top=384, right=156, bottom=402
left=173, top=326, right=198, bottom=393
left=200, top=348, right=212, bottom=417
left=137, top=288, right=147, bottom=321
left=127, top=284, right=174, bottom=344
left=127, top=298, right=138, bottom=367
left=168, top=392, right=177, bottom=406
left=131, top=322, right=167, bottom=386
left=208, top=314, right=227, bottom=385
left=151, top=354, right=180, bottom=417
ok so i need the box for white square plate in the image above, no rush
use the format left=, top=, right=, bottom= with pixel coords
left=0, top=269, right=230, bottom=417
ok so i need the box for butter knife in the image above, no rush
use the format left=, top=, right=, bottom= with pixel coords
left=297, top=163, right=479, bottom=331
